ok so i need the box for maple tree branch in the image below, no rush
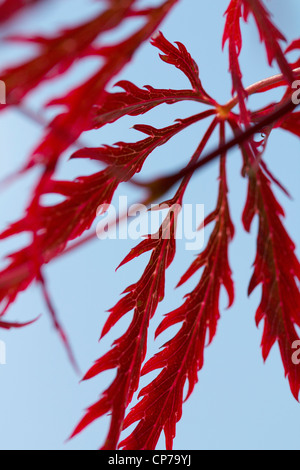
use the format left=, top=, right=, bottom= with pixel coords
left=224, top=67, right=300, bottom=111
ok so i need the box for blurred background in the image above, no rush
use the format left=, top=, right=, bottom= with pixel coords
left=0, top=0, right=299, bottom=450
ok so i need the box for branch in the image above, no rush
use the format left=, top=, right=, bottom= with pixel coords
left=224, top=67, right=300, bottom=111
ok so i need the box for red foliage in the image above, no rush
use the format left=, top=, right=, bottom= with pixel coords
left=0, top=0, right=299, bottom=450
left=280, top=112, right=300, bottom=137
left=71, top=214, right=179, bottom=449
left=223, top=0, right=249, bottom=123
left=0, top=0, right=43, bottom=24
left=244, top=0, right=295, bottom=83
left=120, top=124, right=234, bottom=450
left=70, top=38, right=217, bottom=449
left=243, top=168, right=300, bottom=400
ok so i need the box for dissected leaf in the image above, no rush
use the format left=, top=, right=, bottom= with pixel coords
left=0, top=102, right=214, bottom=318
left=0, top=0, right=299, bottom=452
left=0, top=1, right=179, bottom=174
left=243, top=0, right=295, bottom=83
left=280, top=112, right=300, bottom=138
left=0, top=318, right=39, bottom=330
left=71, top=114, right=218, bottom=449
left=0, top=0, right=44, bottom=24
left=120, top=123, right=234, bottom=450
left=243, top=168, right=300, bottom=400
left=1, top=0, right=135, bottom=104
left=223, top=0, right=249, bottom=123
left=71, top=207, right=179, bottom=449
left=91, top=81, right=199, bottom=129
left=151, top=31, right=214, bottom=102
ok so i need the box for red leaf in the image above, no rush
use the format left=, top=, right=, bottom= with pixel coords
left=90, top=32, right=214, bottom=129
left=0, top=0, right=43, bottom=24
left=285, top=38, right=300, bottom=68
left=1, top=1, right=179, bottom=174
left=223, top=0, right=250, bottom=123
left=243, top=0, right=294, bottom=84
left=243, top=168, right=300, bottom=400
left=0, top=34, right=215, bottom=343
left=71, top=206, right=179, bottom=449
left=0, top=109, right=213, bottom=356
left=1, top=1, right=134, bottom=105
left=280, top=112, right=300, bottom=138
left=0, top=0, right=299, bottom=450
left=72, top=110, right=214, bottom=166
left=0, top=318, right=39, bottom=330
left=286, top=39, right=300, bottom=54
left=151, top=32, right=214, bottom=102
left=91, top=82, right=204, bottom=130
left=72, top=115, right=218, bottom=450
left=120, top=125, right=234, bottom=450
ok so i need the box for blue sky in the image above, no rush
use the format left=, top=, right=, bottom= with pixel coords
left=0, top=0, right=299, bottom=450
